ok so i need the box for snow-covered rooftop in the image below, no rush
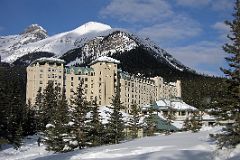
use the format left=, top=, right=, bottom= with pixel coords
left=154, top=99, right=197, bottom=111
left=30, top=57, right=65, bottom=66
left=170, top=101, right=196, bottom=111
left=90, top=56, right=120, bottom=65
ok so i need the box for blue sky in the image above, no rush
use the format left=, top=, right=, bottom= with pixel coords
left=0, top=0, right=234, bottom=76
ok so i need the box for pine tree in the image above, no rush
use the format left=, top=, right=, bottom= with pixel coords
left=128, top=103, right=142, bottom=139
left=0, top=66, right=26, bottom=148
left=34, top=88, right=44, bottom=132
left=182, top=117, right=191, bottom=131
left=22, top=99, right=37, bottom=136
left=107, top=77, right=125, bottom=144
left=5, top=78, right=25, bottom=148
left=164, top=108, right=176, bottom=134
left=87, top=98, right=104, bottom=147
left=189, top=112, right=202, bottom=133
left=144, top=107, right=156, bottom=136
left=45, top=87, right=71, bottom=152
left=166, top=108, right=176, bottom=124
left=41, top=81, right=58, bottom=131
left=213, top=0, right=240, bottom=148
left=70, top=80, right=89, bottom=149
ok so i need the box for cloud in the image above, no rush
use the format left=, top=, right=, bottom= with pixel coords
left=212, top=22, right=230, bottom=40
left=166, top=41, right=227, bottom=75
left=212, top=22, right=229, bottom=32
left=100, top=0, right=173, bottom=23
left=175, top=0, right=210, bottom=7
left=175, top=0, right=233, bottom=11
left=210, top=0, right=233, bottom=11
left=137, top=15, right=201, bottom=43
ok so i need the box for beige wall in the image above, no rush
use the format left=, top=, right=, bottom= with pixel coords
left=26, top=61, right=64, bottom=104
left=26, top=58, right=182, bottom=113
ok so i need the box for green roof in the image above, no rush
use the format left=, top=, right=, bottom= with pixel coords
left=145, top=114, right=178, bottom=131
left=65, top=66, right=94, bottom=75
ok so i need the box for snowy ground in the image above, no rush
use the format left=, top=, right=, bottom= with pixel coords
left=1, top=129, right=240, bottom=160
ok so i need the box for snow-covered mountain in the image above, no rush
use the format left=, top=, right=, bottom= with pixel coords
left=0, top=21, right=189, bottom=71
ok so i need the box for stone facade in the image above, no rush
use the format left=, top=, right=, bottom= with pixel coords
left=26, top=57, right=181, bottom=113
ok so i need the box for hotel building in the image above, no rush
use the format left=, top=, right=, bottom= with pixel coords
left=26, top=56, right=181, bottom=113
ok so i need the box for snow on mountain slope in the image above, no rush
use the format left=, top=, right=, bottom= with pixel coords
left=0, top=22, right=113, bottom=63
left=0, top=24, right=48, bottom=62
left=0, top=21, right=189, bottom=71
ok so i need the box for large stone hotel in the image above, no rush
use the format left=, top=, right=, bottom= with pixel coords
left=26, top=56, right=181, bottom=113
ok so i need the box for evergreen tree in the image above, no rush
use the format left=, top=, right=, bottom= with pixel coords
left=107, top=77, right=125, bottom=144
left=165, top=108, right=176, bottom=134
left=189, top=112, right=202, bottom=133
left=165, top=108, right=176, bottom=124
left=34, top=88, right=44, bottom=132
left=0, top=66, right=26, bottom=148
left=128, top=103, right=142, bottom=139
left=40, top=81, right=58, bottom=131
left=144, top=107, right=156, bottom=136
left=4, top=78, right=25, bottom=148
left=213, top=0, right=240, bottom=148
left=70, top=80, right=89, bottom=149
left=182, top=117, right=191, bottom=131
left=87, top=98, right=104, bottom=147
left=22, top=99, right=37, bottom=136
left=45, top=87, right=71, bottom=152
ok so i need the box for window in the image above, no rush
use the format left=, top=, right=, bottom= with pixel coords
left=40, top=74, right=43, bottom=78
left=78, top=77, right=81, bottom=81
left=85, top=78, right=88, bottom=81
left=71, top=82, right=73, bottom=86
left=100, top=71, right=101, bottom=75
left=85, top=89, right=88, bottom=94
left=71, top=77, right=74, bottom=81
left=59, top=76, right=62, bottom=79
left=40, top=81, right=43, bottom=84
left=40, top=69, right=43, bottom=72
left=99, top=89, right=102, bottom=93
left=85, top=84, right=88, bottom=88
left=48, top=68, right=51, bottom=72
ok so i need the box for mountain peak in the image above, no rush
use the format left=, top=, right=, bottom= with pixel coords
left=72, top=21, right=111, bottom=35
left=22, top=24, right=48, bottom=39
